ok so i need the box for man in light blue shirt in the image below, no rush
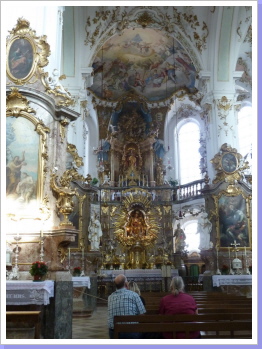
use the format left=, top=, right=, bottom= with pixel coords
left=108, top=274, right=146, bottom=339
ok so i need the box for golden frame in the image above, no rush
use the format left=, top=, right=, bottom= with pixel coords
left=6, top=18, right=50, bottom=85
left=6, top=88, right=50, bottom=218
left=212, top=189, right=252, bottom=251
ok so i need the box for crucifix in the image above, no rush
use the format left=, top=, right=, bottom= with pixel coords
left=231, top=240, right=240, bottom=258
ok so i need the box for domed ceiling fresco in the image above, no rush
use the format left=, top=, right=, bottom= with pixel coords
left=90, top=28, right=197, bottom=102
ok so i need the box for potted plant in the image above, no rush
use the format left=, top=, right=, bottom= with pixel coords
left=169, top=178, right=178, bottom=187
left=29, top=261, right=48, bottom=281
left=73, top=266, right=81, bottom=276
left=91, top=177, right=99, bottom=186
left=221, top=265, right=229, bottom=275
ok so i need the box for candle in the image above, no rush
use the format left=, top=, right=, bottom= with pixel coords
left=40, top=230, right=43, bottom=238
left=68, top=247, right=70, bottom=259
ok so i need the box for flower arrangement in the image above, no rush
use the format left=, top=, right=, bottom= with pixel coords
left=91, top=177, right=98, bottom=185
left=29, top=261, right=48, bottom=276
left=73, top=266, right=81, bottom=276
left=169, top=178, right=178, bottom=187
left=221, top=264, right=229, bottom=274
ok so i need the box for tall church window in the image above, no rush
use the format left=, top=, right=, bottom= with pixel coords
left=183, top=221, right=200, bottom=252
left=177, top=121, right=201, bottom=185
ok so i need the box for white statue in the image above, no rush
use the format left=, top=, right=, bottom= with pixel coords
left=88, top=212, right=103, bottom=251
left=46, top=69, right=71, bottom=97
left=196, top=212, right=212, bottom=250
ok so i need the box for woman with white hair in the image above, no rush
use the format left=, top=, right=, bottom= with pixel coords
left=128, top=280, right=146, bottom=306
left=159, top=276, right=200, bottom=339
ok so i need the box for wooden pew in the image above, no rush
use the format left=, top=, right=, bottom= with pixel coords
left=143, top=297, right=252, bottom=305
left=6, top=311, right=41, bottom=339
left=145, top=305, right=252, bottom=314
left=113, top=314, right=252, bottom=339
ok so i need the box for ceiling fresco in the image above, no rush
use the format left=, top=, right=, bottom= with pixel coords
left=89, top=28, right=197, bottom=102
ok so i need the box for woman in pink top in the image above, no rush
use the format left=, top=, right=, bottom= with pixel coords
left=159, top=276, right=201, bottom=339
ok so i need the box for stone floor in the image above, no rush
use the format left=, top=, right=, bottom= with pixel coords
left=72, top=304, right=109, bottom=339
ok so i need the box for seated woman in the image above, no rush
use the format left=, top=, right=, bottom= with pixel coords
left=128, top=280, right=146, bottom=306
left=159, top=276, right=200, bottom=339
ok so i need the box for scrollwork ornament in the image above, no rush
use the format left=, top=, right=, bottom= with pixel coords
left=50, top=169, right=85, bottom=226
left=67, top=143, right=84, bottom=168
left=216, top=96, right=233, bottom=120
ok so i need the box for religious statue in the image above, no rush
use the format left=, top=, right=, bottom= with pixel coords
left=45, top=69, right=71, bottom=97
left=88, top=212, right=103, bottom=251
left=155, top=160, right=164, bottom=186
left=125, top=209, right=148, bottom=237
left=196, top=212, right=212, bottom=250
left=173, top=223, right=186, bottom=252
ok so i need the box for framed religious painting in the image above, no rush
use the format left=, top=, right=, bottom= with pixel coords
left=6, top=18, right=50, bottom=85
left=6, top=88, right=50, bottom=218
left=213, top=190, right=252, bottom=250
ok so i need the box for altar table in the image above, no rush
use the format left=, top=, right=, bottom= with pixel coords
left=6, top=280, right=54, bottom=305
left=212, top=275, right=252, bottom=287
left=72, top=276, right=91, bottom=288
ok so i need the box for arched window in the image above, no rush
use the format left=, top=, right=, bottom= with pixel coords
left=238, top=106, right=252, bottom=160
left=183, top=221, right=200, bottom=253
left=177, top=121, right=201, bottom=185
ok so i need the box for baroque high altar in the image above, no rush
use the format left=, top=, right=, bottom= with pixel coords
left=80, top=94, right=176, bottom=270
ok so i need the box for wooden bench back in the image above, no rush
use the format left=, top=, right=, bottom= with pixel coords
left=114, top=313, right=252, bottom=323
left=6, top=311, right=41, bottom=339
left=113, top=319, right=252, bottom=339
left=145, top=307, right=252, bottom=314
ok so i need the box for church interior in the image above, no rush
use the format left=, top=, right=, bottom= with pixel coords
left=4, top=3, right=254, bottom=342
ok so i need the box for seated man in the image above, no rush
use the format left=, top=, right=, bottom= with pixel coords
left=108, top=274, right=146, bottom=339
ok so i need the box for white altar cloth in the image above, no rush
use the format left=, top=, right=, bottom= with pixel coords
left=6, top=280, right=54, bottom=305
left=72, top=276, right=91, bottom=288
left=212, top=275, right=252, bottom=287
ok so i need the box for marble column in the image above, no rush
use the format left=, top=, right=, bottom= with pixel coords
left=43, top=281, right=73, bottom=339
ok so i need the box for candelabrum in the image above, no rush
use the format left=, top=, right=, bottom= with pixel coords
left=39, top=232, right=45, bottom=262
left=11, top=235, right=22, bottom=280
left=229, top=264, right=235, bottom=275
left=215, top=247, right=221, bottom=275
left=228, top=247, right=234, bottom=275
left=244, top=255, right=251, bottom=275
left=80, top=247, right=85, bottom=276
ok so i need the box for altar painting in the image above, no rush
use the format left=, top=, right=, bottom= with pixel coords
left=7, top=38, right=34, bottom=80
left=6, top=116, right=39, bottom=214
left=218, top=194, right=251, bottom=248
